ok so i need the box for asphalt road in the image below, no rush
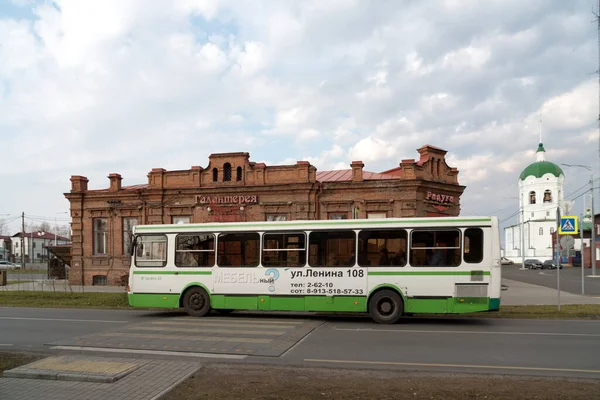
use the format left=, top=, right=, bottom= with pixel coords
left=502, top=264, right=600, bottom=297
left=0, top=307, right=154, bottom=351
left=1, top=307, right=599, bottom=379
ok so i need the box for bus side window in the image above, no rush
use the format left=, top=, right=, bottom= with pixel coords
left=464, top=228, right=484, bottom=263
left=410, top=230, right=461, bottom=267
left=218, top=233, right=260, bottom=267
left=262, top=232, right=306, bottom=267
left=308, top=230, right=355, bottom=267
left=358, top=229, right=407, bottom=267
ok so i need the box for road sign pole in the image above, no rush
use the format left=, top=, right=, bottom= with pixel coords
left=556, top=207, right=561, bottom=312
left=591, top=175, right=596, bottom=276
left=581, top=213, right=585, bottom=295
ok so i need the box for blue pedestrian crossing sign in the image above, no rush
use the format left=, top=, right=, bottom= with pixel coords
left=558, top=216, right=578, bottom=235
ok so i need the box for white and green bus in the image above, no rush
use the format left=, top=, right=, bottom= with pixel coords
left=127, top=216, right=501, bottom=324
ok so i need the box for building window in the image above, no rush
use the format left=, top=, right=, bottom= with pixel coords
left=550, top=227, right=554, bottom=234
left=175, top=234, right=215, bottom=267
left=93, top=218, right=108, bottom=255
left=539, top=227, right=543, bottom=235
left=543, top=190, right=552, bottom=203
left=172, top=216, right=190, bottom=224
left=367, top=212, right=387, bottom=219
left=224, top=163, right=232, bottom=181
left=266, top=215, right=287, bottom=221
left=328, top=213, right=348, bottom=220
left=358, top=229, right=407, bottom=267
left=92, top=275, right=107, bottom=286
left=237, top=166, right=242, bottom=181
left=529, top=191, right=536, bottom=204
left=212, top=168, right=218, bottom=182
left=123, top=217, right=138, bottom=255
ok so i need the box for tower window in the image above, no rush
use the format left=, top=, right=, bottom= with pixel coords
left=212, top=168, right=218, bottom=182
left=237, top=166, right=242, bottom=181
left=529, top=191, right=536, bottom=204
left=224, top=163, right=232, bottom=182
left=539, top=228, right=543, bottom=235
left=543, top=190, right=552, bottom=203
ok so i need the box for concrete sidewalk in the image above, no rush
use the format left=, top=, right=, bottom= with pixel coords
left=501, top=278, right=600, bottom=305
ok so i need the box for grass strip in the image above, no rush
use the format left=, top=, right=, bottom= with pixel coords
left=0, top=291, right=129, bottom=309
left=0, top=352, right=44, bottom=373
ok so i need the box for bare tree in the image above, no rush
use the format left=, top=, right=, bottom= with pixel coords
left=0, top=219, right=5, bottom=236
left=38, top=222, right=51, bottom=233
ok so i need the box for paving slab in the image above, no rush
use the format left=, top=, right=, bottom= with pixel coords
left=2, top=355, right=145, bottom=383
left=47, top=315, right=325, bottom=357
left=0, top=355, right=200, bottom=400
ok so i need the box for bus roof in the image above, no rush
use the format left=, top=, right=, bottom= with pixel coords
left=133, top=216, right=497, bottom=233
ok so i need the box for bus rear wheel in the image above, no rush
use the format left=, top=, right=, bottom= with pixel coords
left=182, top=287, right=211, bottom=317
left=368, top=289, right=403, bottom=324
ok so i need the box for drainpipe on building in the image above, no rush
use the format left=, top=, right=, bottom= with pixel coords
left=315, top=182, right=323, bottom=220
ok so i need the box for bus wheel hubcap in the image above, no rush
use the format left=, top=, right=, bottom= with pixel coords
left=190, top=294, right=204, bottom=309
left=379, top=299, right=393, bottom=315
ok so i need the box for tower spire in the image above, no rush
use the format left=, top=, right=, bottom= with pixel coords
left=539, top=112, right=542, bottom=144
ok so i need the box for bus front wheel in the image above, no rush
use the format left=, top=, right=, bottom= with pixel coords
left=182, top=287, right=211, bottom=317
left=368, top=289, right=403, bottom=324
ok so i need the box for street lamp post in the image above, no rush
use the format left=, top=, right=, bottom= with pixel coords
left=562, top=164, right=595, bottom=276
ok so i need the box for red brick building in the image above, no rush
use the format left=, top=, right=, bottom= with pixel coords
left=64, top=145, right=465, bottom=286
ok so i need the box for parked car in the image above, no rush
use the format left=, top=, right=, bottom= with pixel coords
left=501, top=257, right=514, bottom=265
left=542, top=260, right=561, bottom=269
left=524, top=259, right=543, bottom=269
left=0, top=261, right=20, bottom=270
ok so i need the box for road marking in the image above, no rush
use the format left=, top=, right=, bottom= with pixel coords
left=304, top=359, right=600, bottom=374
left=0, top=344, right=13, bottom=347
left=174, top=317, right=305, bottom=325
left=100, top=332, right=272, bottom=343
left=50, top=346, right=247, bottom=359
left=0, top=317, right=127, bottom=323
left=130, top=326, right=287, bottom=335
left=333, top=328, right=600, bottom=337
left=152, top=321, right=301, bottom=329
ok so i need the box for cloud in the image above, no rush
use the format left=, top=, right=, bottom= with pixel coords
left=0, top=0, right=598, bottom=238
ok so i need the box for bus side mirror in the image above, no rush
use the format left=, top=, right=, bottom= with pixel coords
left=130, top=236, right=137, bottom=256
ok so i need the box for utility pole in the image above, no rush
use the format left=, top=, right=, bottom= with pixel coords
left=21, top=212, right=25, bottom=269
left=520, top=193, right=526, bottom=270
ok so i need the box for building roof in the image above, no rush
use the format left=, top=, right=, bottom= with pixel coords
left=519, top=142, right=563, bottom=180
left=11, top=232, right=70, bottom=241
left=519, top=161, right=564, bottom=180
left=316, top=169, right=399, bottom=182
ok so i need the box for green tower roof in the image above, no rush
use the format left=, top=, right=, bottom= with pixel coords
left=519, top=161, right=564, bottom=180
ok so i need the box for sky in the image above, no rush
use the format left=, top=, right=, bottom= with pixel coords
left=0, top=0, right=599, bottom=240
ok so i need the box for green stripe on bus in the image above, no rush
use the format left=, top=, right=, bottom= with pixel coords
left=135, top=218, right=493, bottom=231
left=133, top=271, right=212, bottom=275
left=368, top=271, right=491, bottom=276
left=127, top=293, right=495, bottom=314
